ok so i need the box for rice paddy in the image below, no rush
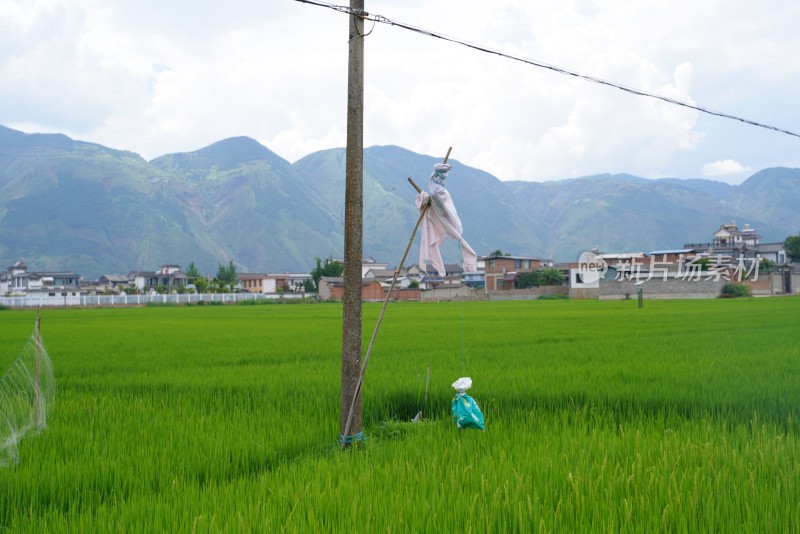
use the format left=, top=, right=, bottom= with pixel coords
left=1, top=297, right=799, bottom=532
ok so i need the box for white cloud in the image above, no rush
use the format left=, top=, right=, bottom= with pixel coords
left=1, top=0, right=799, bottom=179
left=702, top=159, right=752, bottom=177
left=266, top=126, right=345, bottom=165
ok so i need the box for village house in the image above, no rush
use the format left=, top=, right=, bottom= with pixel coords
left=755, top=243, right=789, bottom=266
left=286, top=273, right=313, bottom=292
left=645, top=249, right=698, bottom=268
left=587, top=221, right=797, bottom=299
left=360, top=257, right=388, bottom=277
left=96, top=274, right=130, bottom=293
left=4, top=220, right=795, bottom=304
left=462, top=257, right=486, bottom=288
left=483, top=254, right=545, bottom=292
left=242, top=273, right=285, bottom=293
left=714, top=221, right=760, bottom=248
left=407, top=263, right=465, bottom=290
left=239, top=273, right=312, bottom=293
left=600, top=249, right=698, bottom=282
left=363, top=266, right=399, bottom=282
left=1, top=260, right=82, bottom=297
left=684, top=221, right=788, bottom=265
left=128, top=265, right=188, bottom=292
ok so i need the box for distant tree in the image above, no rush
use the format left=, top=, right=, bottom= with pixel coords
left=302, top=279, right=316, bottom=292
left=534, top=266, right=565, bottom=286
left=516, top=272, right=537, bottom=289
left=694, top=257, right=711, bottom=271
left=185, top=261, right=201, bottom=281
left=194, top=277, right=209, bottom=294
left=488, top=249, right=511, bottom=257
left=216, top=260, right=239, bottom=291
left=759, top=258, right=777, bottom=270
left=311, top=257, right=344, bottom=286
left=517, top=267, right=565, bottom=288
left=408, top=279, right=420, bottom=289
left=785, top=234, right=800, bottom=262
left=209, top=279, right=228, bottom=294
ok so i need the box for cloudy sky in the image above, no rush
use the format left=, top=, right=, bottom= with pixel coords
left=2, top=0, right=799, bottom=184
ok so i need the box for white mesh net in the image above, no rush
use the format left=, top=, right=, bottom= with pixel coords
left=0, top=321, right=55, bottom=467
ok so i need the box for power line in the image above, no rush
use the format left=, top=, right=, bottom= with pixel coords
left=295, top=0, right=800, bottom=140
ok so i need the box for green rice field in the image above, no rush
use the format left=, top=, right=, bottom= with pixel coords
left=1, top=297, right=799, bottom=532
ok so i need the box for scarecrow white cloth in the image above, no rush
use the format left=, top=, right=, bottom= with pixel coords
left=415, top=163, right=478, bottom=277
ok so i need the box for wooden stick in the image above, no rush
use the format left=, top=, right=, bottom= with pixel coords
left=412, top=364, right=432, bottom=422
left=407, top=177, right=423, bottom=194
left=442, top=146, right=452, bottom=165
left=342, top=148, right=452, bottom=442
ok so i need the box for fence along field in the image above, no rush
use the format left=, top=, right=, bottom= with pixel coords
left=0, top=297, right=798, bottom=531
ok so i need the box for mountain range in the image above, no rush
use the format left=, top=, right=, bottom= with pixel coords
left=1, top=125, right=799, bottom=279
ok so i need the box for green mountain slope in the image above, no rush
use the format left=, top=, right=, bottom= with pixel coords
left=721, top=168, right=800, bottom=233
left=151, top=137, right=343, bottom=274
left=1, top=125, right=799, bottom=278
left=0, top=126, right=208, bottom=275
left=293, top=145, right=544, bottom=265
left=509, top=176, right=747, bottom=259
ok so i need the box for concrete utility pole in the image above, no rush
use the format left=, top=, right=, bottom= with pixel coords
left=341, top=0, right=365, bottom=447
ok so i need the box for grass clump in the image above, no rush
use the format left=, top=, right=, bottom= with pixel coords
left=720, top=282, right=752, bottom=298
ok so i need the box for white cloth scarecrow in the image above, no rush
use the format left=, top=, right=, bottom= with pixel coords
left=415, top=163, right=478, bottom=277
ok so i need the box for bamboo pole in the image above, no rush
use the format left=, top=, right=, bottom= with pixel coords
left=342, top=148, right=452, bottom=442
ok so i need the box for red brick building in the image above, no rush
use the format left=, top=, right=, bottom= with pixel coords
left=483, top=255, right=544, bottom=292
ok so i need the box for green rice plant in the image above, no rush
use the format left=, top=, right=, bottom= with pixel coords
left=0, top=297, right=798, bottom=531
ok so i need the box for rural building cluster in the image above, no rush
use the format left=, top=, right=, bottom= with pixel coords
left=2, top=221, right=799, bottom=306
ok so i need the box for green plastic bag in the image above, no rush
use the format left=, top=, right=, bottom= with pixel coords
left=452, top=392, right=485, bottom=430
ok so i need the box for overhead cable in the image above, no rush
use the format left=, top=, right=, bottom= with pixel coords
left=294, top=0, right=800, bottom=140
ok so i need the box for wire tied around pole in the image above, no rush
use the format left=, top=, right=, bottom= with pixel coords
left=339, top=432, right=365, bottom=446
